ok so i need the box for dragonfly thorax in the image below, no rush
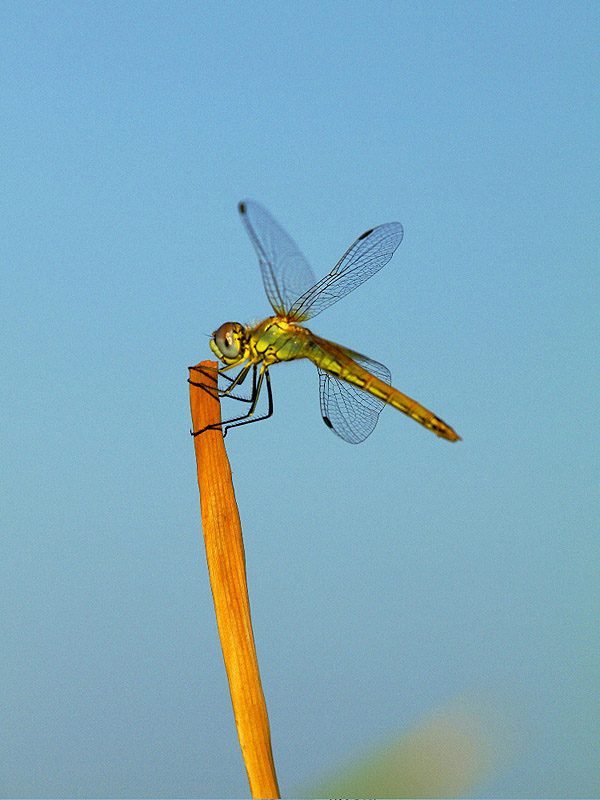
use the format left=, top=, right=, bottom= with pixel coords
left=245, top=316, right=319, bottom=366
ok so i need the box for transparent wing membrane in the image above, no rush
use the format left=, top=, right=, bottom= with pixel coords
left=238, top=200, right=317, bottom=315
left=290, top=222, right=404, bottom=321
left=318, top=350, right=392, bottom=444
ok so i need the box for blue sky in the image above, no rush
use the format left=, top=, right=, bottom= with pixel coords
left=2, top=2, right=598, bottom=797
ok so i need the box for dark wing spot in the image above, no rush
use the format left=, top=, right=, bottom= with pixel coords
left=358, top=227, right=374, bottom=240
left=322, top=416, right=333, bottom=428
left=238, top=201, right=246, bottom=214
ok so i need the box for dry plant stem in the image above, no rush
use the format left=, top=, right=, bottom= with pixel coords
left=189, top=361, right=280, bottom=800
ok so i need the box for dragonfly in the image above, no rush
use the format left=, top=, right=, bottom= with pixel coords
left=190, top=200, right=460, bottom=444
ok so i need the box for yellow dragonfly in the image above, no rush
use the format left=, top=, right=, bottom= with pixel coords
left=191, top=201, right=460, bottom=444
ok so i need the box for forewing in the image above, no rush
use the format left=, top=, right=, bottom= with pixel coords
left=289, top=221, right=403, bottom=321
left=238, top=200, right=317, bottom=315
left=318, top=349, right=392, bottom=444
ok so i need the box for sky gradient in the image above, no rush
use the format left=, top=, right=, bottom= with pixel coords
left=2, top=2, right=599, bottom=797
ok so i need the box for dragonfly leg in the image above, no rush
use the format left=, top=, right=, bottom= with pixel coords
left=222, top=366, right=273, bottom=436
left=188, top=362, right=253, bottom=402
left=191, top=366, right=273, bottom=438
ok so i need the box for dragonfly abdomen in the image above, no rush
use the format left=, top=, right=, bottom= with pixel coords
left=319, top=347, right=461, bottom=442
left=385, top=388, right=460, bottom=441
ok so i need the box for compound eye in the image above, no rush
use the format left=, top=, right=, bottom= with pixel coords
left=213, top=322, right=241, bottom=359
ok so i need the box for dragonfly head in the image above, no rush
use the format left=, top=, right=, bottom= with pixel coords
left=210, top=321, right=247, bottom=365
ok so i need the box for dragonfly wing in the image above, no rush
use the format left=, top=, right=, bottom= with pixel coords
left=289, top=221, right=403, bottom=321
left=238, top=200, right=317, bottom=315
left=318, top=350, right=392, bottom=444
